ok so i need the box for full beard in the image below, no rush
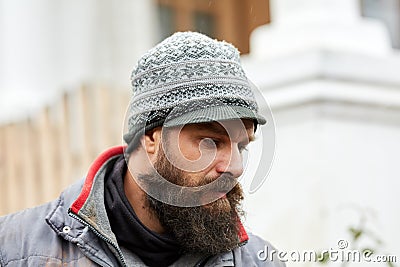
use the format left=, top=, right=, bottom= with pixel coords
left=136, top=145, right=245, bottom=255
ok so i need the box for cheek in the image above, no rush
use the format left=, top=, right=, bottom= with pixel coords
left=174, top=138, right=217, bottom=173
left=178, top=139, right=201, bottom=161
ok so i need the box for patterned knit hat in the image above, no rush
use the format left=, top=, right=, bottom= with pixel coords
left=124, top=32, right=266, bottom=152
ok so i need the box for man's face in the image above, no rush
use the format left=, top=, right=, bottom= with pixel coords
left=140, top=119, right=255, bottom=254
left=164, top=119, right=254, bottom=183
left=158, top=119, right=254, bottom=205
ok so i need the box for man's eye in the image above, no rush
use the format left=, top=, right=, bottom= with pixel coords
left=200, top=138, right=218, bottom=148
left=238, top=144, right=248, bottom=153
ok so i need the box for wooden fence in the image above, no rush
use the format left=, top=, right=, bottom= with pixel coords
left=0, top=85, right=130, bottom=215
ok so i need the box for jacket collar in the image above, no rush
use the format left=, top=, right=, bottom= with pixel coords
left=70, top=146, right=125, bottom=214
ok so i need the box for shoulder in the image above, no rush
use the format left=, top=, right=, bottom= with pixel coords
left=0, top=179, right=84, bottom=266
left=0, top=179, right=84, bottom=236
left=0, top=201, right=62, bottom=266
left=234, top=232, right=286, bottom=267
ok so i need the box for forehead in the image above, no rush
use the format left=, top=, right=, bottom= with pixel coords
left=180, top=119, right=254, bottom=138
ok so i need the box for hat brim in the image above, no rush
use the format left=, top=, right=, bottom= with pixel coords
left=163, top=105, right=266, bottom=128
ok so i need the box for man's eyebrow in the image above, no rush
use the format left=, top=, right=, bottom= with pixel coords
left=193, top=123, right=228, bottom=136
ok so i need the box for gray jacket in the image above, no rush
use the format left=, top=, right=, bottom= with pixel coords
left=0, top=146, right=285, bottom=267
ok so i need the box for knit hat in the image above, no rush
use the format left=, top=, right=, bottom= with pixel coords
left=124, top=32, right=266, bottom=153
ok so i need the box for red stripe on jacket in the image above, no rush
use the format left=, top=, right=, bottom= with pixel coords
left=70, top=146, right=125, bottom=214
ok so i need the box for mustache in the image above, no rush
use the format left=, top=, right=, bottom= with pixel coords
left=136, top=171, right=238, bottom=206
left=187, top=173, right=237, bottom=192
left=138, top=170, right=237, bottom=191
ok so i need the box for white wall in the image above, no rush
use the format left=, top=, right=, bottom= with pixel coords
left=241, top=0, right=400, bottom=265
left=243, top=96, right=400, bottom=266
left=0, top=0, right=157, bottom=123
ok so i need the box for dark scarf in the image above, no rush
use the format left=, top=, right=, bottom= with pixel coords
left=104, top=155, right=182, bottom=267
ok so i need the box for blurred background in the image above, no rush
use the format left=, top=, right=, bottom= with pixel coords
left=0, top=0, right=399, bottom=266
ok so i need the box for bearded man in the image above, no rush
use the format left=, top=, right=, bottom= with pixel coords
left=0, top=32, right=285, bottom=267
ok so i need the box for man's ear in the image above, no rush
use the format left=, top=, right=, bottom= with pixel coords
left=143, top=127, right=162, bottom=155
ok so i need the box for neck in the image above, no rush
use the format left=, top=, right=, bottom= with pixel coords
left=124, top=170, right=165, bottom=234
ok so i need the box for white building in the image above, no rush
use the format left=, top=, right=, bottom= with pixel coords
left=242, top=0, right=400, bottom=266
left=0, top=0, right=157, bottom=123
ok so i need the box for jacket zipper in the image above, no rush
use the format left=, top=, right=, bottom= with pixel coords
left=68, top=209, right=127, bottom=267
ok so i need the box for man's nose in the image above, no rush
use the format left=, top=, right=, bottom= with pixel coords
left=215, top=145, right=244, bottom=178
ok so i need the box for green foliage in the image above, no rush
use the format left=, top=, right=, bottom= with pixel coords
left=316, top=251, right=330, bottom=264
left=349, top=227, right=362, bottom=241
